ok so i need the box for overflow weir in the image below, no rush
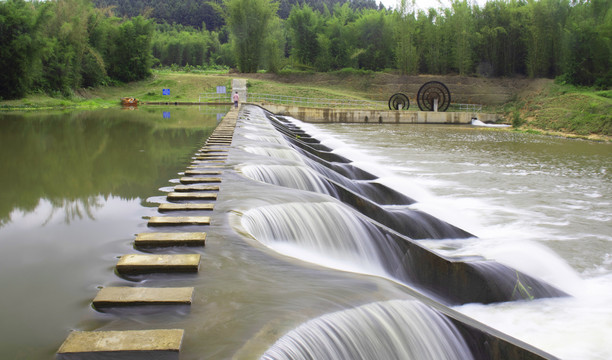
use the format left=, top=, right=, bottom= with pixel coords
left=58, top=105, right=559, bottom=359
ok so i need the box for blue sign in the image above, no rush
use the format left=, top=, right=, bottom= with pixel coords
left=216, top=86, right=226, bottom=94
left=163, top=112, right=171, bottom=119
left=162, top=88, right=170, bottom=96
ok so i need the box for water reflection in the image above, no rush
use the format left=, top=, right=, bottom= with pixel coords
left=0, top=107, right=222, bottom=226
left=0, top=106, right=226, bottom=360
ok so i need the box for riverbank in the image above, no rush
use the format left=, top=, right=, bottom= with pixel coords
left=1, top=70, right=609, bottom=140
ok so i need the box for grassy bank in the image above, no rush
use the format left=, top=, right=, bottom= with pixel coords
left=503, top=82, right=611, bottom=140
left=1, top=70, right=610, bottom=140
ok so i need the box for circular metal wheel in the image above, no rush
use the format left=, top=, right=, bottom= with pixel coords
left=416, top=81, right=451, bottom=112
left=388, top=93, right=410, bottom=110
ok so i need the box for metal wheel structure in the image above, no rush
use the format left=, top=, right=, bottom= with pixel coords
left=416, top=81, right=451, bottom=112
left=388, top=93, right=410, bottom=110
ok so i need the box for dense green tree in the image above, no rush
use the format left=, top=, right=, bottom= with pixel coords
left=560, top=0, right=611, bottom=87
left=0, top=0, right=46, bottom=99
left=261, top=16, right=287, bottom=72
left=107, top=16, right=154, bottom=82
left=92, top=0, right=225, bottom=31
left=350, top=9, right=394, bottom=70
left=474, top=0, right=528, bottom=76
left=152, top=25, right=216, bottom=67
left=448, top=0, right=476, bottom=75
left=416, top=8, right=451, bottom=74
left=37, top=0, right=93, bottom=93
left=393, top=0, right=418, bottom=75
left=287, top=4, right=321, bottom=67
left=224, top=0, right=279, bottom=72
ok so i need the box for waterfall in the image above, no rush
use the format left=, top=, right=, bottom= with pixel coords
left=240, top=164, right=334, bottom=194
left=242, top=146, right=305, bottom=163
left=261, top=300, right=473, bottom=360
left=241, top=202, right=406, bottom=280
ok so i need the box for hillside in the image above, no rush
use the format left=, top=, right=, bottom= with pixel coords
left=240, top=72, right=544, bottom=105
left=1, top=71, right=610, bottom=139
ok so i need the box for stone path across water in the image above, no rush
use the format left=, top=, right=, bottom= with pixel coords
left=57, top=107, right=239, bottom=358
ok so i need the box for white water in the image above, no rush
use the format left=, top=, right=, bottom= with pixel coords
left=240, top=164, right=332, bottom=194
left=241, top=202, right=399, bottom=278
left=261, top=300, right=473, bottom=360
left=289, top=118, right=612, bottom=360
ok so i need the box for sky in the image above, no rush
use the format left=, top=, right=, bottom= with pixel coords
left=379, top=0, right=488, bottom=11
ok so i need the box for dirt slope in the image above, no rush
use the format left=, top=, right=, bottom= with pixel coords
left=238, top=73, right=550, bottom=105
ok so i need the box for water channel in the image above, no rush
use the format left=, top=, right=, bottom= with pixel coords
left=0, top=107, right=610, bottom=359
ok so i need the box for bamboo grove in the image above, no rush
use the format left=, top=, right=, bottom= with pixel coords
left=1, top=0, right=610, bottom=100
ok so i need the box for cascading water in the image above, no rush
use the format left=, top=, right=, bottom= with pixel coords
left=240, top=165, right=334, bottom=195
left=242, top=145, right=305, bottom=163
left=261, top=300, right=473, bottom=360
left=241, top=202, right=406, bottom=280
left=233, top=105, right=569, bottom=359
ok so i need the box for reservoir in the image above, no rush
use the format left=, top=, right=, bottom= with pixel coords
left=0, top=107, right=610, bottom=359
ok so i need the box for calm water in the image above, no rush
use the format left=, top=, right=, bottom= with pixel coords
left=0, top=107, right=225, bottom=359
left=0, top=107, right=610, bottom=359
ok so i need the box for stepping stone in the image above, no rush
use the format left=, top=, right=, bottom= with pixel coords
left=148, top=216, right=211, bottom=226
left=57, top=329, right=183, bottom=358
left=194, top=157, right=227, bottom=161
left=116, top=254, right=200, bottom=274
left=198, top=150, right=228, bottom=153
left=180, top=176, right=222, bottom=184
left=92, top=287, right=194, bottom=308
left=166, top=192, right=217, bottom=201
left=192, top=160, right=225, bottom=164
left=184, top=170, right=222, bottom=176
left=135, top=232, right=206, bottom=247
left=187, top=165, right=225, bottom=169
left=174, top=184, right=219, bottom=192
left=158, top=203, right=214, bottom=212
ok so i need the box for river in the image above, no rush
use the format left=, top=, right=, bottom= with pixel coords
left=0, top=107, right=610, bottom=359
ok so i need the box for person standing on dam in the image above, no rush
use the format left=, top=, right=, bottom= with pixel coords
left=233, top=91, right=240, bottom=108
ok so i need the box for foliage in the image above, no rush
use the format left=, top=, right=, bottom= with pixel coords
left=152, top=24, right=218, bottom=67
left=0, top=0, right=155, bottom=97
left=92, top=0, right=225, bottom=31
left=509, top=82, right=612, bottom=136
left=0, top=0, right=42, bottom=99
left=223, top=0, right=279, bottom=72
left=1, top=0, right=610, bottom=98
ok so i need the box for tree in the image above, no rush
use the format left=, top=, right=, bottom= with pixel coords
left=107, top=16, right=154, bottom=82
left=0, top=0, right=41, bottom=99
left=224, top=0, right=279, bottom=72
left=350, top=9, right=394, bottom=70
left=287, top=4, right=321, bottom=66
left=448, top=0, right=476, bottom=75
left=393, top=0, right=419, bottom=74
left=560, top=0, right=611, bottom=87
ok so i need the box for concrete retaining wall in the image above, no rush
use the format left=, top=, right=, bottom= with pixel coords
left=258, top=104, right=501, bottom=124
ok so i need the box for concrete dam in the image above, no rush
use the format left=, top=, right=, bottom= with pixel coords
left=57, top=105, right=564, bottom=359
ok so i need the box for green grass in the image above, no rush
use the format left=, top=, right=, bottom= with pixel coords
left=2, top=71, right=610, bottom=139
left=504, top=82, right=611, bottom=137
